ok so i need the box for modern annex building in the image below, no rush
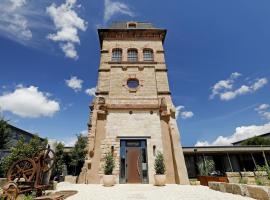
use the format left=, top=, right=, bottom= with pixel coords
left=78, top=22, right=189, bottom=184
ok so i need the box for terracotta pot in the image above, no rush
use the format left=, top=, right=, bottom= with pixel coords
left=103, top=175, right=115, bottom=187
left=197, top=176, right=228, bottom=186
left=154, top=174, right=166, bottom=186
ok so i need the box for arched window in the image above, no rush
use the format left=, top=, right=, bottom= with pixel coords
left=143, top=49, right=154, bottom=61
left=127, top=49, right=138, bottom=62
left=112, top=48, right=122, bottom=62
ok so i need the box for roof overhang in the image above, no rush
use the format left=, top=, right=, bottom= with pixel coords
left=98, top=28, right=167, bottom=48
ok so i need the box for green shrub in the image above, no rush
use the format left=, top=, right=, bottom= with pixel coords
left=22, top=191, right=36, bottom=200
left=197, top=159, right=215, bottom=176
left=239, top=178, right=247, bottom=184
left=103, top=152, right=115, bottom=175
left=154, top=152, right=166, bottom=175
left=255, top=178, right=263, bottom=185
left=256, top=165, right=270, bottom=180
left=0, top=136, right=47, bottom=175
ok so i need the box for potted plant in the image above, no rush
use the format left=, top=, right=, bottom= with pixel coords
left=154, top=151, right=166, bottom=186
left=197, top=159, right=228, bottom=186
left=103, top=152, right=115, bottom=187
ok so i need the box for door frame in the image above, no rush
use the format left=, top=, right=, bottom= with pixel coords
left=119, top=139, right=149, bottom=184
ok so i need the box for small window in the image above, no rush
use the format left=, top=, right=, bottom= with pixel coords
left=128, top=23, right=137, bottom=29
left=112, top=48, right=122, bottom=62
left=143, top=49, right=154, bottom=61
left=127, top=49, right=138, bottom=62
left=127, top=78, right=139, bottom=89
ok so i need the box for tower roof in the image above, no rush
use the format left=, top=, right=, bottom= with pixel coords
left=108, top=21, right=156, bottom=29
left=98, top=21, right=167, bottom=47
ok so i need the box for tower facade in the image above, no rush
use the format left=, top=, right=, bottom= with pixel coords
left=79, top=22, right=189, bottom=184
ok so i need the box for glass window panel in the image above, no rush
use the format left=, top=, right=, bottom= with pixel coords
left=112, top=49, right=122, bottom=62
left=128, top=49, right=138, bottom=62
left=143, top=49, right=153, bottom=61
left=127, top=79, right=139, bottom=89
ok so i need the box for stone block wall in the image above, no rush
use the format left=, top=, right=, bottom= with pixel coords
left=209, top=181, right=270, bottom=200
left=103, top=110, right=163, bottom=184
left=99, top=136, right=120, bottom=184
left=226, top=172, right=241, bottom=183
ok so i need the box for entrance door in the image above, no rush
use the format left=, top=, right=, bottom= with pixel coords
left=126, top=147, right=141, bottom=183
left=119, top=140, right=148, bottom=184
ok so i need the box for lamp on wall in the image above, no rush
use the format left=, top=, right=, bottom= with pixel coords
left=111, top=146, right=114, bottom=154
left=153, top=145, right=156, bottom=156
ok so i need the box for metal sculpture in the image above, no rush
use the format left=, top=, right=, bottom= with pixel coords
left=2, top=146, right=55, bottom=200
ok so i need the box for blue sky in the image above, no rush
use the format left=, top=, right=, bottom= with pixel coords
left=0, top=0, right=270, bottom=146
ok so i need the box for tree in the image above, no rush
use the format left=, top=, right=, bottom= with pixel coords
left=241, top=136, right=270, bottom=146
left=103, top=152, right=115, bottom=175
left=70, top=134, right=87, bottom=176
left=0, top=117, right=11, bottom=149
left=0, top=135, right=47, bottom=175
left=154, top=152, right=166, bottom=175
left=52, top=142, right=65, bottom=179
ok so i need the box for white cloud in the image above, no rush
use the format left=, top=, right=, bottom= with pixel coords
left=255, top=104, right=270, bottom=120
left=61, top=130, right=88, bottom=147
left=62, top=136, right=77, bottom=147
left=80, top=130, right=88, bottom=136
left=175, top=105, right=194, bottom=120
left=210, top=72, right=241, bottom=99
left=181, top=111, right=194, bottom=119
left=210, top=72, right=268, bottom=101
left=251, top=78, right=268, bottom=91
left=65, top=76, right=83, bottom=92
left=85, top=87, right=96, bottom=96
left=46, top=0, right=87, bottom=59
left=10, top=0, right=26, bottom=10
left=256, top=104, right=270, bottom=111
left=0, top=85, right=60, bottom=118
left=195, top=122, right=270, bottom=146
left=104, top=0, right=134, bottom=23
left=195, top=141, right=210, bottom=147
left=0, top=0, right=32, bottom=43
left=60, top=42, right=78, bottom=59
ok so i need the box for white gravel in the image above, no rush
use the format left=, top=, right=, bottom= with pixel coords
left=56, top=182, right=254, bottom=200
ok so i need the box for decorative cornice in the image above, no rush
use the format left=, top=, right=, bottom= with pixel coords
left=157, top=91, right=171, bottom=95
left=155, top=68, right=167, bottom=72
left=98, top=29, right=167, bottom=48
left=156, top=50, right=165, bottom=53
left=108, top=61, right=158, bottom=65
left=100, top=50, right=109, bottom=53
left=98, top=69, right=110, bottom=72
left=107, top=104, right=160, bottom=109
left=95, top=91, right=109, bottom=95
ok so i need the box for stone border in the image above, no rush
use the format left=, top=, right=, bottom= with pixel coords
left=209, top=181, right=270, bottom=200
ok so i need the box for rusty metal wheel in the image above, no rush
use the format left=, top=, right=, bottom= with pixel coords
left=3, top=182, right=19, bottom=200
left=38, top=148, right=55, bottom=173
left=7, top=158, right=36, bottom=182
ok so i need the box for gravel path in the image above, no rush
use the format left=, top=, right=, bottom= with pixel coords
left=56, top=182, right=254, bottom=200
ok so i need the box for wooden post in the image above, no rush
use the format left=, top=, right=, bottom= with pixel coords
left=227, top=153, right=233, bottom=172
left=203, top=153, right=206, bottom=173
left=251, top=153, right=257, bottom=170
left=262, top=148, right=269, bottom=167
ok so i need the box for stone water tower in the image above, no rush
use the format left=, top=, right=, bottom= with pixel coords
left=78, top=22, right=189, bottom=184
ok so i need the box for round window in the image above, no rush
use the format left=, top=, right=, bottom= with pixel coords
left=127, top=78, right=139, bottom=89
